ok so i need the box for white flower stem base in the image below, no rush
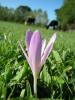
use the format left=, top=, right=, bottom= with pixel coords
left=33, top=75, right=37, bottom=97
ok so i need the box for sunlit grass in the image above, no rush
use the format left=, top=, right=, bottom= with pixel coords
left=0, top=21, right=75, bottom=99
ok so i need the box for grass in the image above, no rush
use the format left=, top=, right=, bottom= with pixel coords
left=0, top=21, right=75, bottom=100
left=0, top=21, right=75, bottom=51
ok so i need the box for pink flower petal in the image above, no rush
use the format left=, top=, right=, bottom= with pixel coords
left=49, top=33, right=56, bottom=44
left=19, top=42, right=32, bottom=67
left=26, top=29, right=33, bottom=51
left=41, top=33, right=56, bottom=66
left=41, top=39, right=46, bottom=56
left=28, top=30, right=42, bottom=76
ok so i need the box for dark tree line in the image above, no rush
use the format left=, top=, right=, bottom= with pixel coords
left=0, top=5, right=32, bottom=23
left=0, top=5, right=48, bottom=25
left=55, top=0, right=75, bottom=30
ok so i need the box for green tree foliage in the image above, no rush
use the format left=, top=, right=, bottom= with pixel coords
left=0, top=6, right=14, bottom=21
left=0, top=5, right=48, bottom=25
left=34, top=9, right=48, bottom=26
left=55, top=0, right=75, bottom=30
left=0, top=5, right=32, bottom=23
left=14, top=6, right=32, bottom=23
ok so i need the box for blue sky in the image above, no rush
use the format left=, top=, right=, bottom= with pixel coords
left=0, top=0, right=63, bottom=20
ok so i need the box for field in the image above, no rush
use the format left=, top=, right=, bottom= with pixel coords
left=0, top=21, right=75, bottom=99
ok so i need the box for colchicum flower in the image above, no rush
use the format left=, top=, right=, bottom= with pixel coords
left=19, top=29, right=56, bottom=97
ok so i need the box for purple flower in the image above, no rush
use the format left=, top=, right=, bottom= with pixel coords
left=19, top=29, right=56, bottom=97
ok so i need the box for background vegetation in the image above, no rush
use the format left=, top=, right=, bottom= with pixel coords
left=0, top=0, right=75, bottom=30
left=0, top=5, right=48, bottom=25
left=55, top=0, right=75, bottom=30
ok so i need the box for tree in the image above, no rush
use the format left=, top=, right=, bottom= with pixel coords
left=14, top=5, right=32, bottom=23
left=34, top=9, right=48, bottom=26
left=0, top=5, right=15, bottom=21
left=55, top=0, right=75, bottom=30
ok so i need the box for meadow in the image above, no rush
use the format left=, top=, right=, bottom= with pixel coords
left=0, top=21, right=75, bottom=100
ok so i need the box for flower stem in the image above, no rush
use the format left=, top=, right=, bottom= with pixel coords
left=33, top=75, right=37, bottom=98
